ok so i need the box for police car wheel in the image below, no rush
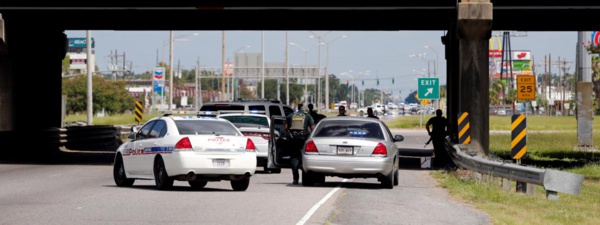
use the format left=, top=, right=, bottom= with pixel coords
left=231, top=177, right=250, bottom=191
left=188, top=180, right=208, bottom=189
left=154, top=157, right=174, bottom=190
left=113, top=155, right=135, bottom=187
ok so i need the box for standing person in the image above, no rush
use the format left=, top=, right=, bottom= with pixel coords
left=366, top=107, right=379, bottom=119
left=308, top=103, right=326, bottom=124
left=284, top=104, right=315, bottom=185
left=425, top=109, right=452, bottom=168
left=337, top=105, right=347, bottom=116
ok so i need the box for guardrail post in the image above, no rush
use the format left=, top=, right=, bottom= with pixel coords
left=502, top=178, right=512, bottom=192
left=526, top=183, right=537, bottom=195
left=546, top=191, right=559, bottom=200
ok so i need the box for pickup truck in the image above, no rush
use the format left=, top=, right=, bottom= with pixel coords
left=357, top=104, right=385, bottom=117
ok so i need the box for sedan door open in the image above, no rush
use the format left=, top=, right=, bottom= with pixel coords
left=267, top=116, right=292, bottom=169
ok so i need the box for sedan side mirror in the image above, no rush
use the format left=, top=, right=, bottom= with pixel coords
left=127, top=132, right=137, bottom=140
left=394, top=134, right=404, bottom=142
left=131, top=125, right=141, bottom=133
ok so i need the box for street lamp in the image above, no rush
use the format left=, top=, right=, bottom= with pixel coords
left=308, top=31, right=330, bottom=110
left=167, top=31, right=198, bottom=110
left=424, top=46, right=439, bottom=78
left=310, top=32, right=347, bottom=110
left=289, top=42, right=322, bottom=104
left=232, top=45, right=250, bottom=99
left=409, top=53, right=434, bottom=77
left=340, top=70, right=368, bottom=110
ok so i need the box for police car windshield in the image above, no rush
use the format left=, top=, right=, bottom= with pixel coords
left=219, top=115, right=269, bottom=128
left=175, top=120, right=241, bottom=136
left=313, top=120, right=384, bottom=139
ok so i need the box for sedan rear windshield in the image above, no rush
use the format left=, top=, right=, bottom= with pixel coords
left=313, top=120, right=384, bottom=139
left=219, top=116, right=269, bottom=128
left=175, top=120, right=241, bottom=136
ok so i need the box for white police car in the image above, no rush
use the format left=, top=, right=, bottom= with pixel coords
left=113, top=114, right=257, bottom=191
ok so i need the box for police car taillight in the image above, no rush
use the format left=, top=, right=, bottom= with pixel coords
left=174, top=137, right=193, bottom=151
left=245, top=139, right=256, bottom=152
left=372, top=142, right=387, bottom=156
left=305, top=140, right=318, bottom=154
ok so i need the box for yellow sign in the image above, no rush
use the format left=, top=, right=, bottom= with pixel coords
left=421, top=100, right=430, bottom=106
left=517, top=75, right=536, bottom=100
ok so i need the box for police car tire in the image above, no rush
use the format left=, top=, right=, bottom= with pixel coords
left=188, top=180, right=208, bottom=189
left=113, top=155, right=135, bottom=187
left=231, top=177, right=250, bottom=191
left=154, top=157, right=174, bottom=190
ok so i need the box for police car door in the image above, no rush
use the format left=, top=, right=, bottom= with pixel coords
left=267, top=116, right=292, bottom=169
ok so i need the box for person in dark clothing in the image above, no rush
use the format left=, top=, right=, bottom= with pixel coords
left=307, top=103, right=326, bottom=124
left=337, top=105, right=347, bottom=116
left=284, top=104, right=315, bottom=185
left=367, top=108, right=379, bottom=119
left=425, top=109, right=452, bottom=168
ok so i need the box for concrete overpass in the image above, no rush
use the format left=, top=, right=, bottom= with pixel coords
left=1, top=1, right=599, bottom=158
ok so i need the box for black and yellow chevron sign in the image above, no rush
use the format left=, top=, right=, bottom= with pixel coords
left=511, top=114, right=527, bottom=159
left=134, top=101, right=143, bottom=124
left=457, top=112, right=471, bottom=144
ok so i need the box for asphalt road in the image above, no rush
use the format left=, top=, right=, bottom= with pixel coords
left=0, top=127, right=490, bottom=225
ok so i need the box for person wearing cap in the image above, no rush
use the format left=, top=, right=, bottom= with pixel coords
left=284, top=103, right=315, bottom=185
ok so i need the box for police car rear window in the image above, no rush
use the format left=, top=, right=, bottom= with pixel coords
left=313, top=120, right=384, bottom=139
left=200, top=105, right=245, bottom=111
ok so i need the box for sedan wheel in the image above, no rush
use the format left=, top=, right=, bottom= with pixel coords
left=154, top=157, right=174, bottom=190
left=381, top=170, right=394, bottom=189
left=231, top=177, right=250, bottom=191
left=113, top=155, right=135, bottom=187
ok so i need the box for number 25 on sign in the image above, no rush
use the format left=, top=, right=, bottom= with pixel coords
left=517, top=75, right=536, bottom=100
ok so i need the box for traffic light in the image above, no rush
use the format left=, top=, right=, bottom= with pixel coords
left=362, top=80, right=364, bottom=86
left=377, top=79, right=379, bottom=86
left=392, top=78, right=395, bottom=84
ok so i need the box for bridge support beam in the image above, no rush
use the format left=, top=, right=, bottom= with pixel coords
left=457, top=0, right=493, bottom=155
left=3, top=17, right=66, bottom=132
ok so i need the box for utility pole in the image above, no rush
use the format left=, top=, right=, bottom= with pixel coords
left=285, top=31, right=289, bottom=105
left=168, top=30, right=174, bottom=110
left=221, top=31, right=226, bottom=100
left=122, top=52, right=126, bottom=80
left=196, top=56, right=201, bottom=111
left=86, top=30, right=93, bottom=125
left=261, top=31, right=265, bottom=98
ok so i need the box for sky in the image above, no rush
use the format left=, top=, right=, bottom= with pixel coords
left=64, top=30, right=578, bottom=100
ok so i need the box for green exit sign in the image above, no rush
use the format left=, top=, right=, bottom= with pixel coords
left=417, top=78, right=440, bottom=100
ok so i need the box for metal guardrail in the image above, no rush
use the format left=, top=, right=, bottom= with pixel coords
left=43, top=126, right=122, bottom=151
left=445, top=137, right=584, bottom=199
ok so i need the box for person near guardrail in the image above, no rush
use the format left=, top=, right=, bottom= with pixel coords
left=425, top=109, right=453, bottom=168
left=284, top=104, right=315, bottom=185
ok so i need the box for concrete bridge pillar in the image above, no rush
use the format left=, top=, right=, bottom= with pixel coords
left=0, top=13, right=14, bottom=132
left=3, top=17, right=66, bottom=132
left=457, top=0, right=493, bottom=155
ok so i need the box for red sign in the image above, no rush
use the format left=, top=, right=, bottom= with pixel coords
left=489, top=49, right=502, bottom=58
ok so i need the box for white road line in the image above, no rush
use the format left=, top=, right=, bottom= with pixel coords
left=296, top=179, right=349, bottom=225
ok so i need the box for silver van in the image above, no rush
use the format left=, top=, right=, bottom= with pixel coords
left=197, top=98, right=295, bottom=119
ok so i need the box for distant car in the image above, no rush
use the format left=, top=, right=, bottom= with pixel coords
left=113, top=114, right=257, bottom=191
left=267, top=116, right=404, bottom=188
left=217, top=113, right=281, bottom=173
left=197, top=98, right=295, bottom=119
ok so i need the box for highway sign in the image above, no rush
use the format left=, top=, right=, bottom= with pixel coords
left=517, top=75, right=536, bottom=100
left=417, top=78, right=440, bottom=100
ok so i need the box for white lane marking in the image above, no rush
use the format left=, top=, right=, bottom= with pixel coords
left=296, top=179, right=349, bottom=225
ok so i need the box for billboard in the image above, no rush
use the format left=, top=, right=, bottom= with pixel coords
left=153, top=67, right=165, bottom=97
left=490, top=50, right=532, bottom=79
left=68, top=38, right=95, bottom=48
